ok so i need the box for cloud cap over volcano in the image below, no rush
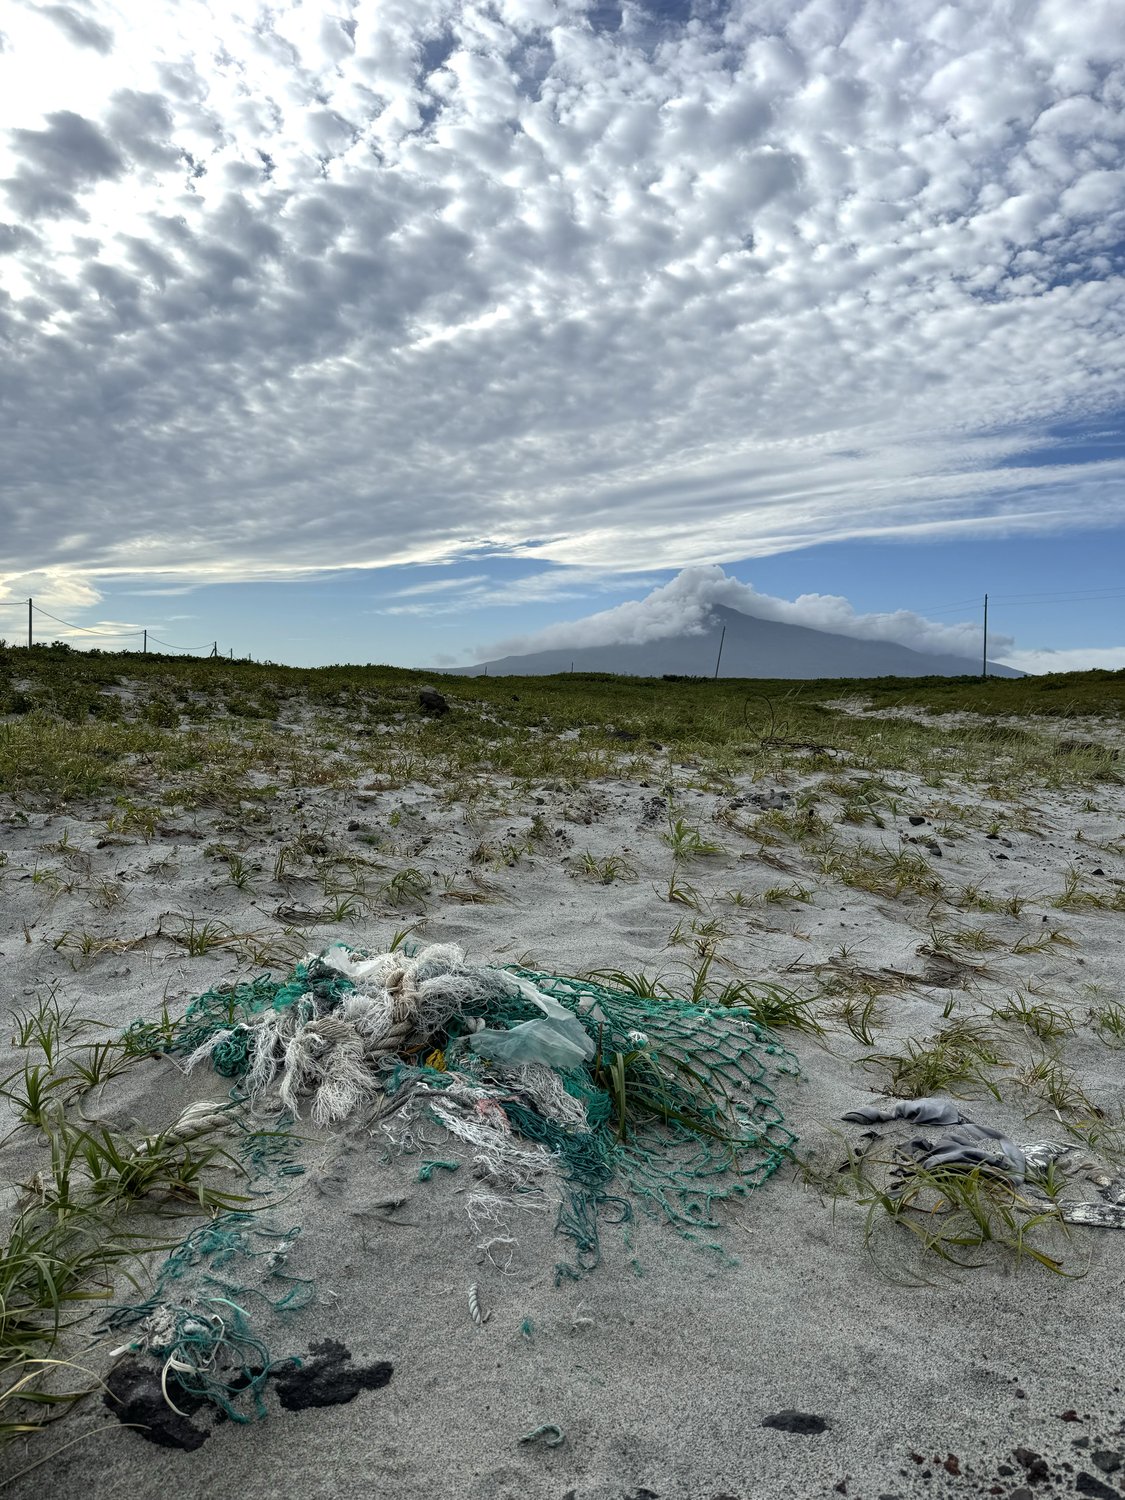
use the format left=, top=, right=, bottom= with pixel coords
left=482, top=566, right=1009, bottom=662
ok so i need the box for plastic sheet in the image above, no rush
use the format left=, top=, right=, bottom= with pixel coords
left=468, top=1016, right=595, bottom=1068
left=843, top=1097, right=964, bottom=1127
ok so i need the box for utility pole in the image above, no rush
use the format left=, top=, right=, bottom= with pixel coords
left=982, top=594, right=988, bottom=680
left=142, top=629, right=147, bottom=654
left=713, top=624, right=726, bottom=680
left=209, top=641, right=218, bottom=658
left=27, top=597, right=32, bottom=650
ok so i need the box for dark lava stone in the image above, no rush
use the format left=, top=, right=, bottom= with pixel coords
left=761, top=1410, right=829, bottom=1435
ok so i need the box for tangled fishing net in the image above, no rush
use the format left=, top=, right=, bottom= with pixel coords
left=135, top=942, right=796, bottom=1273
left=113, top=942, right=796, bottom=1423
left=103, top=1213, right=313, bottom=1422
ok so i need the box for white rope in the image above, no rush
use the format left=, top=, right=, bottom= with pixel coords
left=501, top=1062, right=589, bottom=1130
left=465, top=1189, right=549, bottom=1273
left=181, top=943, right=509, bottom=1125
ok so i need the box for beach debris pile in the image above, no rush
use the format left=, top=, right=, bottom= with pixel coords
left=135, top=941, right=797, bottom=1276
left=107, top=943, right=796, bottom=1430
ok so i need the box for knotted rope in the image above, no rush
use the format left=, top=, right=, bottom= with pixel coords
left=183, top=944, right=504, bottom=1125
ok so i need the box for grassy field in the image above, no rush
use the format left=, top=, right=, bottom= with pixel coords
left=1, top=642, right=1122, bottom=809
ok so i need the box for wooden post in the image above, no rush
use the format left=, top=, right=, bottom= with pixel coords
left=142, top=629, right=147, bottom=653
left=27, top=597, right=32, bottom=650
left=982, top=594, right=988, bottom=680
left=713, top=624, right=726, bottom=679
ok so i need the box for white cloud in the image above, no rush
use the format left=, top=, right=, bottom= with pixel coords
left=374, top=565, right=661, bottom=616
left=998, top=646, right=1125, bottom=675
left=0, top=568, right=103, bottom=612
left=0, top=1, right=1122, bottom=593
left=483, top=564, right=1010, bottom=659
left=385, top=572, right=488, bottom=598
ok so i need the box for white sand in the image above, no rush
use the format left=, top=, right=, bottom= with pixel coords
left=2, top=711, right=1125, bottom=1499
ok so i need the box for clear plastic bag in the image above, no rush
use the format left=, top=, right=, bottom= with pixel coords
left=468, top=1016, right=595, bottom=1068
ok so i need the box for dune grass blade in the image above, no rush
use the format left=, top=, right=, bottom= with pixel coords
left=857, top=1161, right=1077, bottom=1282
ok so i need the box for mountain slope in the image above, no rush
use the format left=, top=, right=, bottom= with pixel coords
left=444, top=604, right=1021, bottom=678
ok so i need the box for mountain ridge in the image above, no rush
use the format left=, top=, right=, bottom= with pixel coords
left=439, top=603, right=1022, bottom=678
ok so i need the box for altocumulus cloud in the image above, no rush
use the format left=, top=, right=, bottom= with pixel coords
left=41, top=6, right=116, bottom=55
left=0, top=0, right=1123, bottom=595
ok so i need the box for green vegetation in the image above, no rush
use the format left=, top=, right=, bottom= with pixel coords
left=664, top=815, right=723, bottom=860
left=864, top=1018, right=1007, bottom=1100
left=858, top=1159, right=1073, bottom=1279
left=1092, top=1001, right=1125, bottom=1048
left=589, top=961, right=824, bottom=1036
left=989, top=994, right=1075, bottom=1041
left=0, top=993, right=262, bottom=1443
left=577, top=851, right=638, bottom=885
left=1, top=643, right=1121, bottom=811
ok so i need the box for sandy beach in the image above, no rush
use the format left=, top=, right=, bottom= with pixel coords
left=2, top=671, right=1124, bottom=1500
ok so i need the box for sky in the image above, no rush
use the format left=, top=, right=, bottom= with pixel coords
left=0, top=0, right=1123, bottom=673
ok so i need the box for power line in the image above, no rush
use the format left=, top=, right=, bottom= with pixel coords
left=912, top=596, right=983, bottom=614
left=31, top=604, right=144, bottom=639
left=913, top=601, right=989, bottom=618
left=990, top=590, right=1125, bottom=607
left=890, top=585, right=1125, bottom=618
left=3, top=598, right=218, bottom=654
left=147, top=634, right=211, bottom=652
left=992, top=584, right=1125, bottom=600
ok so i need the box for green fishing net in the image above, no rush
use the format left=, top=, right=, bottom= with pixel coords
left=123, top=958, right=355, bottom=1077
left=126, top=950, right=796, bottom=1287
left=382, top=966, right=796, bottom=1279
left=102, top=1213, right=313, bottom=1421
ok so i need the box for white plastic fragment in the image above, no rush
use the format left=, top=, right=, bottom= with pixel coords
left=1060, top=1202, right=1125, bottom=1229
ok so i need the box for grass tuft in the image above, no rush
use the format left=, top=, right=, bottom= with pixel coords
left=859, top=1160, right=1074, bottom=1280
left=864, top=1019, right=1006, bottom=1100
